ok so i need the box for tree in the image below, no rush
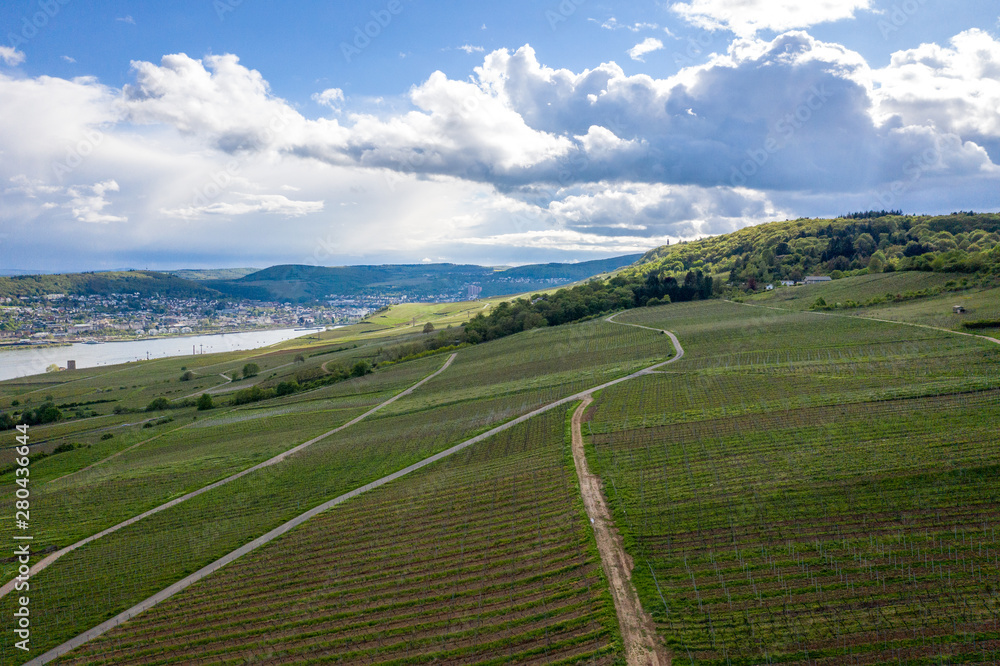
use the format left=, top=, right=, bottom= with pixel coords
left=46, top=364, right=60, bottom=373
left=180, top=371, right=195, bottom=381
left=294, top=354, right=305, bottom=363
left=196, top=393, right=214, bottom=411
left=242, top=363, right=259, bottom=378
left=350, top=360, right=372, bottom=377
left=422, top=322, right=435, bottom=334
left=145, top=397, right=170, bottom=412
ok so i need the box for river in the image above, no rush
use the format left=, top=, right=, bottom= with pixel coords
left=0, top=328, right=327, bottom=382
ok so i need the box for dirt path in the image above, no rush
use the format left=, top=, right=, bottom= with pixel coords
left=0, top=353, right=458, bottom=604
left=572, top=397, right=670, bottom=665
left=28, top=317, right=682, bottom=664
left=728, top=300, right=1000, bottom=346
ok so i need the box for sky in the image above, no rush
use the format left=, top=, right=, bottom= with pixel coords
left=0, top=0, right=999, bottom=272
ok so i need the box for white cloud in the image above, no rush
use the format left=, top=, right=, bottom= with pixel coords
left=873, top=29, right=1000, bottom=158
left=67, top=180, right=126, bottom=223
left=116, top=15, right=136, bottom=24
left=628, top=37, right=664, bottom=61
left=671, top=0, right=873, bottom=37
left=61, top=55, right=77, bottom=64
left=312, top=87, right=345, bottom=110
left=458, top=45, right=485, bottom=54
left=0, top=47, right=25, bottom=66
left=162, top=193, right=324, bottom=219
left=2, top=29, right=999, bottom=269
left=592, top=18, right=660, bottom=32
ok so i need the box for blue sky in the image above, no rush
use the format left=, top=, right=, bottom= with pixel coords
left=1, top=0, right=999, bottom=271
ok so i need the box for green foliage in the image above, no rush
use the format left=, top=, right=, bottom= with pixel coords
left=630, top=213, right=1000, bottom=289
left=144, top=397, right=170, bottom=412
left=179, top=371, right=195, bottom=381
left=242, top=362, right=260, bottom=378
left=196, top=393, right=214, bottom=411
left=19, top=401, right=62, bottom=425
left=350, top=360, right=372, bottom=377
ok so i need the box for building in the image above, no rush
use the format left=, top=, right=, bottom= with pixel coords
left=66, top=360, right=76, bottom=370
left=953, top=305, right=966, bottom=314
left=467, top=284, right=483, bottom=300
left=804, top=276, right=833, bottom=285
left=780, top=280, right=796, bottom=287
left=765, top=284, right=774, bottom=291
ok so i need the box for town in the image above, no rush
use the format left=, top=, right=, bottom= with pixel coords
left=0, top=293, right=391, bottom=347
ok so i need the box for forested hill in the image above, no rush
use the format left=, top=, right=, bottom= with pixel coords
left=627, top=212, right=1000, bottom=286
left=0, top=271, right=220, bottom=300
left=206, top=255, right=642, bottom=302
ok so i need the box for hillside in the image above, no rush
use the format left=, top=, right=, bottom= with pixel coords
left=208, top=254, right=642, bottom=302
left=2, top=278, right=998, bottom=663
left=0, top=271, right=221, bottom=300
left=628, top=212, right=1000, bottom=287
left=0, top=256, right=641, bottom=304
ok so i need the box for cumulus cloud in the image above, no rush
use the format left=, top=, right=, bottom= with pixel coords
left=628, top=38, right=664, bottom=61
left=873, top=29, right=1000, bottom=159
left=2, top=27, right=998, bottom=268
left=0, top=47, right=25, bottom=66
left=671, top=0, right=873, bottom=37
left=67, top=180, right=126, bottom=223
left=312, top=87, right=345, bottom=110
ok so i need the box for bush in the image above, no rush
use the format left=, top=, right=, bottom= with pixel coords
left=350, top=360, right=373, bottom=378
left=423, top=322, right=435, bottom=333
left=145, top=397, right=170, bottom=412
left=100, top=433, right=114, bottom=440
left=52, top=443, right=77, bottom=455
left=242, top=363, right=260, bottom=378
left=275, top=381, right=299, bottom=396
left=180, top=371, right=195, bottom=381
left=196, top=393, right=214, bottom=411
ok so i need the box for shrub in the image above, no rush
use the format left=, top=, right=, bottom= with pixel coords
left=196, top=393, right=214, bottom=411
left=350, top=360, right=373, bottom=378
left=180, top=371, right=195, bottom=381
left=100, top=433, right=114, bottom=440
left=242, top=363, right=260, bottom=378
left=145, top=397, right=170, bottom=412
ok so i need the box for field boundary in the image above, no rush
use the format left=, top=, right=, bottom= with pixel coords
left=0, top=353, right=458, bottom=603
left=28, top=316, right=683, bottom=664
left=728, top=300, right=1000, bottom=346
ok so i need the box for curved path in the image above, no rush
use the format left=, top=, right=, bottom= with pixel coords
left=28, top=317, right=682, bottom=665
left=0, top=354, right=457, bottom=603
left=728, top=300, right=1000, bottom=346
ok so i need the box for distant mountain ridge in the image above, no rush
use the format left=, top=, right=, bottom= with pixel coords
left=207, top=255, right=643, bottom=302
left=0, top=255, right=643, bottom=303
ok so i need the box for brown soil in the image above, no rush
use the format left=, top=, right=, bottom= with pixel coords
left=571, top=396, right=671, bottom=666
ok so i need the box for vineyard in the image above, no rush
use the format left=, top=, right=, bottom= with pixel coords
left=1, top=282, right=998, bottom=664
left=0, top=314, right=672, bottom=660
left=51, top=411, right=623, bottom=664
left=584, top=301, right=1000, bottom=664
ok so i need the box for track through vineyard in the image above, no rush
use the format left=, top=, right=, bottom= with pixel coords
left=0, top=353, right=457, bottom=602
left=29, top=317, right=684, bottom=664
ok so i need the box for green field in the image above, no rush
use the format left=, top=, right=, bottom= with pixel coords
left=1, top=262, right=999, bottom=664
left=584, top=301, right=1000, bottom=664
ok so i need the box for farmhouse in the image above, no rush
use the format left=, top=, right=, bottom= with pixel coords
left=804, top=276, right=833, bottom=285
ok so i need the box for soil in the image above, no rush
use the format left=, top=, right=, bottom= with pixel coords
left=571, top=395, right=671, bottom=666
